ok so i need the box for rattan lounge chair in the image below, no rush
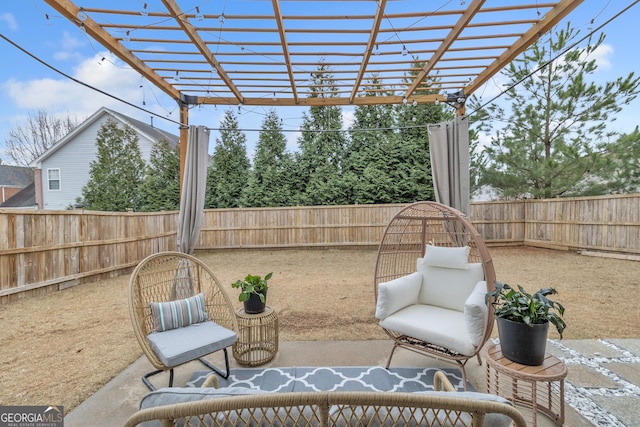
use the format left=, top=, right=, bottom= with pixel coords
left=129, top=251, right=239, bottom=390
left=374, top=201, right=496, bottom=387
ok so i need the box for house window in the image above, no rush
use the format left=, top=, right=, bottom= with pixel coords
left=48, top=169, right=61, bottom=191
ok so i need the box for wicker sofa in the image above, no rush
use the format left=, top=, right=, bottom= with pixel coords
left=124, top=371, right=526, bottom=427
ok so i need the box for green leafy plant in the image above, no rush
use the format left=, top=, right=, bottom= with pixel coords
left=231, top=272, right=273, bottom=303
left=486, top=281, right=566, bottom=338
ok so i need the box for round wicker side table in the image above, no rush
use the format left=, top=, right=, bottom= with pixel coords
left=485, top=343, right=567, bottom=427
left=232, top=306, right=279, bottom=367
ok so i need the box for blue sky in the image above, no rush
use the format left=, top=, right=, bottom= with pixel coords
left=0, top=1, right=639, bottom=164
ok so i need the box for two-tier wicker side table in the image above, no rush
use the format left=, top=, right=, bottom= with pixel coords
left=232, top=306, right=279, bottom=366
left=485, top=343, right=567, bottom=427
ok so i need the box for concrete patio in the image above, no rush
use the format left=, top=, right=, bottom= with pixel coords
left=65, top=338, right=640, bottom=427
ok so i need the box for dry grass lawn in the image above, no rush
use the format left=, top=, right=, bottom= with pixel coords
left=1, top=246, right=639, bottom=412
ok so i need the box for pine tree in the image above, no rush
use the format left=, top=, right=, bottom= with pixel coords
left=81, top=118, right=145, bottom=211
left=205, top=110, right=250, bottom=208
left=343, top=79, right=397, bottom=203
left=293, top=64, right=348, bottom=206
left=473, top=24, right=640, bottom=199
left=138, top=139, right=180, bottom=211
left=242, top=109, right=294, bottom=207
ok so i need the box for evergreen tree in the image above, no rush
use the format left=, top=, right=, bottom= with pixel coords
left=391, top=60, right=448, bottom=202
left=205, top=110, right=250, bottom=208
left=293, top=64, right=348, bottom=206
left=81, top=118, right=145, bottom=211
left=242, top=109, right=294, bottom=207
left=138, top=139, right=180, bottom=211
left=343, top=79, right=397, bottom=203
left=472, top=24, right=640, bottom=199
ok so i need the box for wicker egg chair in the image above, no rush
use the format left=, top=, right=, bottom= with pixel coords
left=129, top=251, right=239, bottom=390
left=374, top=201, right=496, bottom=385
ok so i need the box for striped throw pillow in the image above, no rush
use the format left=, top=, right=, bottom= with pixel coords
left=149, top=293, right=209, bottom=333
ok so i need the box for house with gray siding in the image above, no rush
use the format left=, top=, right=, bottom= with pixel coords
left=29, top=107, right=178, bottom=210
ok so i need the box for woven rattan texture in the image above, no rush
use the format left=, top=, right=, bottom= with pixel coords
left=129, top=251, right=238, bottom=370
left=233, top=307, right=279, bottom=367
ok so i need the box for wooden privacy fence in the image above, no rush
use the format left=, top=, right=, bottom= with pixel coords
left=1, top=194, right=639, bottom=302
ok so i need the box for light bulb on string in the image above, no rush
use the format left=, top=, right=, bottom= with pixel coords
left=45, top=14, right=51, bottom=27
left=412, top=99, right=417, bottom=107
left=77, top=7, right=87, bottom=21
left=174, top=71, right=180, bottom=81
left=402, top=96, right=408, bottom=105
left=123, top=30, right=131, bottom=43
left=219, top=13, right=225, bottom=24
left=374, top=44, right=380, bottom=55
left=401, top=45, right=408, bottom=56
left=141, top=3, right=148, bottom=16
left=195, top=6, right=204, bottom=21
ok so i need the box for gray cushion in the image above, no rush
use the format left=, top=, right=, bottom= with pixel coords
left=147, top=320, right=237, bottom=367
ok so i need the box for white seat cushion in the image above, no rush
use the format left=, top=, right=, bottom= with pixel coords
left=147, top=320, right=237, bottom=368
left=416, top=262, right=484, bottom=312
left=379, top=305, right=476, bottom=356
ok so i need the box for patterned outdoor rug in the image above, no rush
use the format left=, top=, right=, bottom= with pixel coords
left=187, top=366, right=472, bottom=392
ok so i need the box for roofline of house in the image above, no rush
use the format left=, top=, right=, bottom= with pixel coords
left=29, top=107, right=179, bottom=167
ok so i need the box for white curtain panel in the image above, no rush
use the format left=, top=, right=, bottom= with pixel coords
left=177, top=125, right=210, bottom=254
left=428, top=116, right=470, bottom=216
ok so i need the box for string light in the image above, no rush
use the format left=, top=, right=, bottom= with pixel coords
left=402, top=96, right=408, bottom=105
left=412, top=99, right=417, bottom=107
left=45, top=14, right=51, bottom=26
left=77, top=7, right=87, bottom=21
left=401, top=45, right=408, bottom=56
left=195, top=6, right=204, bottom=21
left=174, top=71, right=180, bottom=81
left=141, top=3, right=148, bottom=16
left=218, top=13, right=225, bottom=24
left=374, top=44, right=380, bottom=55
left=123, top=30, right=131, bottom=42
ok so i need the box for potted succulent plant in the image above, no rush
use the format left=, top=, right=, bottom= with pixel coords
left=232, top=272, right=273, bottom=314
left=486, top=281, right=566, bottom=366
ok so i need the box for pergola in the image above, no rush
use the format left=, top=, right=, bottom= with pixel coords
left=44, top=0, right=584, bottom=177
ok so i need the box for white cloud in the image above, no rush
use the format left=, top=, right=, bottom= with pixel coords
left=587, top=43, right=613, bottom=70
left=0, top=51, right=184, bottom=139
left=0, top=13, right=18, bottom=31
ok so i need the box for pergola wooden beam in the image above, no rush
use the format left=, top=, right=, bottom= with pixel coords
left=466, top=0, right=585, bottom=94
left=405, top=0, right=486, bottom=99
left=271, top=0, right=299, bottom=104
left=161, top=0, right=242, bottom=104
left=349, top=0, right=387, bottom=103
left=43, top=0, right=180, bottom=100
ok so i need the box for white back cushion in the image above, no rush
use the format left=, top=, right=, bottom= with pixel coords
left=422, top=244, right=470, bottom=270
left=464, top=280, right=489, bottom=346
left=416, top=261, right=484, bottom=312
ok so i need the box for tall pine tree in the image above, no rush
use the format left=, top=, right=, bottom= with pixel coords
left=138, top=139, right=180, bottom=211
left=472, top=24, right=640, bottom=199
left=205, top=109, right=250, bottom=208
left=242, top=109, right=294, bottom=207
left=81, top=118, right=145, bottom=211
left=293, top=64, right=348, bottom=206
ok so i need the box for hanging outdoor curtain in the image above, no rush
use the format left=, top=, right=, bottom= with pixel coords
left=428, top=116, right=470, bottom=216
left=173, top=125, right=210, bottom=299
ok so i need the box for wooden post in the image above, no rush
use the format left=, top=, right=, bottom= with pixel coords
left=179, top=102, right=189, bottom=193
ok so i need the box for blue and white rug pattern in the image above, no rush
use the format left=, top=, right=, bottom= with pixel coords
left=187, top=366, right=470, bottom=393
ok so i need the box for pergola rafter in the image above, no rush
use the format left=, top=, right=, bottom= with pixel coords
left=42, top=0, right=584, bottom=182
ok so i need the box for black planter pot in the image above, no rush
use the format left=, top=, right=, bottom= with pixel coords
left=244, top=290, right=267, bottom=314
left=497, top=317, right=549, bottom=366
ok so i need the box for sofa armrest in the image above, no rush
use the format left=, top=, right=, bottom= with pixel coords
left=375, top=272, right=422, bottom=320
left=464, top=281, right=488, bottom=347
